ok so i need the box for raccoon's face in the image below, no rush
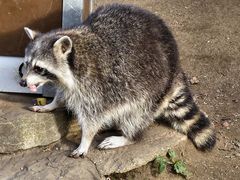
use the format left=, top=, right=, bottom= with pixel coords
left=20, top=27, right=74, bottom=92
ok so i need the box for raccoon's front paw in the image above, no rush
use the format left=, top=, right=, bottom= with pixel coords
left=29, top=106, right=52, bottom=113
left=68, top=148, right=86, bottom=158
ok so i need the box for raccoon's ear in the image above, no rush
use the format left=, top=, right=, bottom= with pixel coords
left=24, top=27, right=39, bottom=40
left=53, top=36, right=72, bottom=55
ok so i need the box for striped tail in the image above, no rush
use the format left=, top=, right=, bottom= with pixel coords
left=154, top=82, right=216, bottom=151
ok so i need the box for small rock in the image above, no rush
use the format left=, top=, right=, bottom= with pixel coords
left=20, top=166, right=28, bottom=171
left=222, top=121, right=229, bottom=128
left=233, top=140, right=240, bottom=148
left=225, top=155, right=232, bottom=158
left=234, top=153, right=240, bottom=157
left=190, top=76, right=199, bottom=85
left=232, top=99, right=239, bottom=103
left=222, top=121, right=230, bottom=129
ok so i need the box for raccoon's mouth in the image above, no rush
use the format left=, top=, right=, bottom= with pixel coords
left=28, top=83, right=40, bottom=92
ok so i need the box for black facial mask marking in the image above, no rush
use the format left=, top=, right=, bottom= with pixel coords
left=33, top=66, right=57, bottom=80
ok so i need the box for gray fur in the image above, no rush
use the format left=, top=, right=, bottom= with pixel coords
left=22, top=4, right=215, bottom=157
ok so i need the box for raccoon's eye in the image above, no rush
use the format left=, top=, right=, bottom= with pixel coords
left=33, top=66, right=44, bottom=74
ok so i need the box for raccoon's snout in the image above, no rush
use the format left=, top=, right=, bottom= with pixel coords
left=19, top=79, right=27, bottom=87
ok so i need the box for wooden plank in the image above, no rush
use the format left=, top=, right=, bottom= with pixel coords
left=0, top=0, right=62, bottom=57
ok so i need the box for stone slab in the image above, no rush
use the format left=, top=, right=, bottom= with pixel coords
left=88, top=125, right=187, bottom=175
left=0, top=93, right=69, bottom=153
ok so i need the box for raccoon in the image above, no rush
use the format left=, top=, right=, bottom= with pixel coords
left=20, top=4, right=216, bottom=157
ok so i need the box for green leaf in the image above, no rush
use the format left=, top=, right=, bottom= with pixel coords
left=167, top=149, right=177, bottom=162
left=158, top=160, right=166, bottom=174
left=154, top=156, right=167, bottom=174
left=173, top=160, right=188, bottom=176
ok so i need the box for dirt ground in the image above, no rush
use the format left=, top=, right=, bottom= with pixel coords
left=0, top=0, right=239, bottom=179
left=92, top=0, right=240, bottom=179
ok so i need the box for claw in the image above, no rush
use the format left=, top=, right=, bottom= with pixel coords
left=68, top=153, right=84, bottom=158
left=28, top=106, right=51, bottom=113
left=68, top=149, right=86, bottom=158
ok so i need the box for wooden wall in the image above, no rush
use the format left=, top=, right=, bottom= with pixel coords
left=0, top=0, right=62, bottom=57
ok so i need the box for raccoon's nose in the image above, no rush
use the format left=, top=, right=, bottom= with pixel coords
left=19, top=79, right=27, bottom=87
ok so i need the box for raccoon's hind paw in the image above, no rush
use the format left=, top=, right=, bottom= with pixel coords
left=68, top=148, right=86, bottom=158
left=98, top=136, right=134, bottom=149
left=29, top=106, right=52, bottom=113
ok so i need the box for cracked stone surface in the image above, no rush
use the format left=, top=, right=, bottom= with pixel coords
left=0, top=144, right=101, bottom=179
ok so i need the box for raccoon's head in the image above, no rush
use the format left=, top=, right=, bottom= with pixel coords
left=20, top=27, right=75, bottom=92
